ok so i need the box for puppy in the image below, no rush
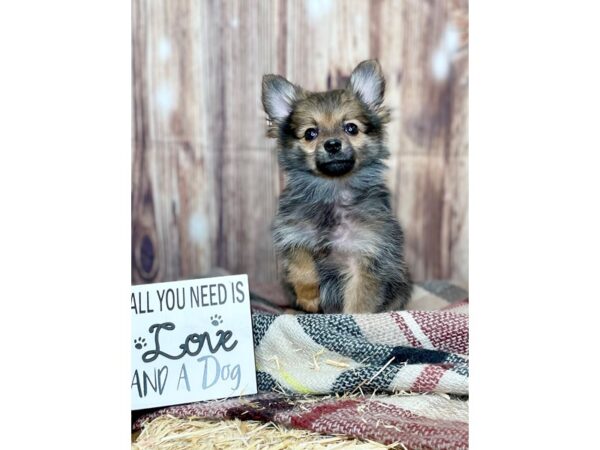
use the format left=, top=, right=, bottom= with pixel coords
left=262, top=60, right=412, bottom=314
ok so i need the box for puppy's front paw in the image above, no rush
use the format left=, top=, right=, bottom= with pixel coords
left=296, top=295, right=320, bottom=313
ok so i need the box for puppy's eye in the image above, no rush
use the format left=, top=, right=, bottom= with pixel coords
left=304, top=128, right=319, bottom=141
left=344, top=123, right=359, bottom=136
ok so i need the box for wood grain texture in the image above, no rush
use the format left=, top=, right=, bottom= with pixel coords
left=132, top=0, right=469, bottom=288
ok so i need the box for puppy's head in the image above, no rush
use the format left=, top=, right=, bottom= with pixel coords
left=262, top=60, right=390, bottom=177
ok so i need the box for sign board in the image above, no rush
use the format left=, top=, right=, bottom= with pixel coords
left=131, top=275, right=257, bottom=410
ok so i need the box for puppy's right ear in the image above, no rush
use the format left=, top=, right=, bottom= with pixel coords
left=262, top=74, right=300, bottom=125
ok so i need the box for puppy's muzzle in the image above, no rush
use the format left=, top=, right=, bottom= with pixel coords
left=316, top=141, right=355, bottom=176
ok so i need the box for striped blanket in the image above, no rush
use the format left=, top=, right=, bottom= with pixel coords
left=133, top=281, right=469, bottom=449
left=253, top=307, right=468, bottom=396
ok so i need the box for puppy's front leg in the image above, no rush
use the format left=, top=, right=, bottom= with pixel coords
left=284, top=248, right=320, bottom=313
left=341, top=256, right=379, bottom=314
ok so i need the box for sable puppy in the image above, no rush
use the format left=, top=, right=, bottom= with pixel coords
left=262, top=60, right=412, bottom=313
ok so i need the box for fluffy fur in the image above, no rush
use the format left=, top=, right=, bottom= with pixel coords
left=262, top=60, right=412, bottom=313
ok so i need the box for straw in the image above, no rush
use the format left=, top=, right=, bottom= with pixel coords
left=132, top=415, right=396, bottom=449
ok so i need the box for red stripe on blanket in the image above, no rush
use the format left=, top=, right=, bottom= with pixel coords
left=411, top=311, right=469, bottom=355
left=389, top=311, right=422, bottom=348
left=291, top=399, right=360, bottom=430
left=411, top=365, right=448, bottom=392
left=293, top=397, right=468, bottom=447
left=362, top=401, right=468, bottom=448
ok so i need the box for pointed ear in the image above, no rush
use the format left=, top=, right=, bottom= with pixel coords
left=347, top=60, right=385, bottom=109
left=262, top=74, right=301, bottom=123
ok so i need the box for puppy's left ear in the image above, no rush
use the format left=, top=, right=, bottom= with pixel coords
left=347, top=60, right=385, bottom=109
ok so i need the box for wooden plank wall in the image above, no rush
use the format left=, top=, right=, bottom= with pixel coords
left=132, top=0, right=469, bottom=289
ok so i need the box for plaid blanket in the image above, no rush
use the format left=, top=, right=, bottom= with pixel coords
left=133, top=280, right=469, bottom=449
left=133, top=392, right=468, bottom=448
left=252, top=308, right=468, bottom=396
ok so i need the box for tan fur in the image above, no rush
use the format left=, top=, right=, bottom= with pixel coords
left=286, top=248, right=320, bottom=312
left=291, top=92, right=376, bottom=172
left=341, top=256, right=379, bottom=314
left=290, top=92, right=368, bottom=138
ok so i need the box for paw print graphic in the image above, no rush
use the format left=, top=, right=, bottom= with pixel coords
left=210, top=314, right=223, bottom=326
left=133, top=337, right=147, bottom=350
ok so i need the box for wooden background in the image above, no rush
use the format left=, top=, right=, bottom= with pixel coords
left=132, top=0, right=469, bottom=289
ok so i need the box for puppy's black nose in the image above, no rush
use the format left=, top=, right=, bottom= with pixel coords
left=324, top=139, right=342, bottom=154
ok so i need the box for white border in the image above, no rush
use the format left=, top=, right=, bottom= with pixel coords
left=0, top=1, right=130, bottom=448
left=472, top=1, right=600, bottom=448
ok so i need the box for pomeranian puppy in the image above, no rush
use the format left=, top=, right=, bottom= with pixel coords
left=262, top=60, right=412, bottom=314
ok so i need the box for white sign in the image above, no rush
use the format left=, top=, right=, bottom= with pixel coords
left=131, top=275, right=257, bottom=410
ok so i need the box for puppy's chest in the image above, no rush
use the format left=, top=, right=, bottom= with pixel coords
left=329, top=208, right=357, bottom=245
left=325, top=203, right=378, bottom=255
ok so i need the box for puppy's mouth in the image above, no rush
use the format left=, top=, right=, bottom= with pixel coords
left=316, top=158, right=355, bottom=176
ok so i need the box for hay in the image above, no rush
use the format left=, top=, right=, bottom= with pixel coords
left=132, top=415, right=393, bottom=449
